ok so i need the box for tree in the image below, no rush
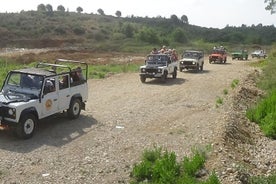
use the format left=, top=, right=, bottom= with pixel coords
left=170, top=14, right=180, bottom=24
left=181, top=15, right=189, bottom=24
left=76, top=7, right=83, bottom=13
left=97, top=8, right=105, bottom=15
left=46, top=4, right=53, bottom=12
left=115, top=10, right=122, bottom=17
left=265, top=0, right=276, bottom=14
left=37, top=4, right=46, bottom=12
left=57, top=5, right=65, bottom=12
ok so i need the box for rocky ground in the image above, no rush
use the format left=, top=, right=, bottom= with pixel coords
left=0, top=51, right=275, bottom=184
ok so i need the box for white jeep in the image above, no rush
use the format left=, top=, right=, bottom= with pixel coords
left=0, top=59, right=88, bottom=139
left=139, top=54, right=178, bottom=83
left=179, top=50, right=204, bottom=72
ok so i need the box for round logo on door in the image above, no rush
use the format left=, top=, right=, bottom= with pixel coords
left=45, top=99, right=52, bottom=110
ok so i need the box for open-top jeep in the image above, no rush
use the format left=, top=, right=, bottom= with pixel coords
left=139, top=54, right=178, bottom=83
left=0, top=59, right=88, bottom=139
left=179, top=50, right=204, bottom=72
left=231, top=49, right=248, bottom=60
left=251, top=50, right=267, bottom=59
left=209, top=48, right=227, bottom=64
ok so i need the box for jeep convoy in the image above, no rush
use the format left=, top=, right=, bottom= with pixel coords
left=139, top=54, right=178, bottom=83
left=0, top=59, right=88, bottom=139
left=179, top=50, right=204, bottom=72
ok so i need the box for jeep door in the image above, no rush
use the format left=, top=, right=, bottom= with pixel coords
left=58, top=74, right=71, bottom=110
left=41, top=77, right=59, bottom=118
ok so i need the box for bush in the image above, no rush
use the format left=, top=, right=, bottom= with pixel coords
left=130, top=147, right=220, bottom=184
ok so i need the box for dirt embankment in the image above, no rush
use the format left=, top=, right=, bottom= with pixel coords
left=0, top=51, right=275, bottom=184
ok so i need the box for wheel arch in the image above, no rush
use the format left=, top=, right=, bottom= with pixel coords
left=20, top=107, right=39, bottom=120
left=70, top=94, right=85, bottom=110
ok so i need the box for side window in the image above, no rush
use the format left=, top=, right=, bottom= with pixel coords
left=43, top=78, right=56, bottom=94
left=59, top=74, right=69, bottom=90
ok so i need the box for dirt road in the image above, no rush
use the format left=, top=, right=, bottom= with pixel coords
left=0, top=59, right=255, bottom=183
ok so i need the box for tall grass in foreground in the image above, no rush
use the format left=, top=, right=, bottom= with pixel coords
left=130, top=147, right=220, bottom=184
left=246, top=47, right=276, bottom=139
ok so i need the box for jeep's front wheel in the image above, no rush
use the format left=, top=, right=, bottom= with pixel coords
left=68, top=98, right=81, bottom=119
left=172, top=68, right=177, bottom=79
left=140, top=76, right=146, bottom=83
left=161, top=71, right=167, bottom=82
left=16, top=114, right=37, bottom=139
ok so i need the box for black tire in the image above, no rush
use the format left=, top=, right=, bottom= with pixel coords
left=172, top=68, right=177, bottom=79
left=161, top=71, right=167, bottom=82
left=140, top=76, right=146, bottom=83
left=68, top=98, right=81, bottom=119
left=16, top=113, right=37, bottom=139
left=200, top=64, right=203, bottom=71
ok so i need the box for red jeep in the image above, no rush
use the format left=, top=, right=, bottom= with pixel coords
left=209, top=48, right=227, bottom=64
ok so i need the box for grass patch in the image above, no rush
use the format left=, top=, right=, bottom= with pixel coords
left=246, top=90, right=276, bottom=138
left=223, top=89, right=228, bottom=95
left=88, top=63, right=140, bottom=79
left=231, top=79, right=239, bottom=89
left=249, top=174, right=276, bottom=184
left=130, top=146, right=220, bottom=184
left=216, top=97, right=223, bottom=107
left=246, top=47, right=276, bottom=139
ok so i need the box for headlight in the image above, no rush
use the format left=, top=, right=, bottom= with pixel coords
left=181, top=61, right=184, bottom=64
left=158, top=69, right=162, bottom=73
left=192, top=62, right=196, bottom=65
left=7, top=108, right=16, bottom=119
left=141, top=68, right=146, bottom=72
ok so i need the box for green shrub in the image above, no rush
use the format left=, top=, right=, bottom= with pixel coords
left=246, top=90, right=276, bottom=138
left=249, top=174, right=276, bottom=184
left=231, top=79, right=239, bottom=89
left=130, top=147, right=220, bottom=184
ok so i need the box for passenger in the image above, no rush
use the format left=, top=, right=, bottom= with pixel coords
left=151, top=48, right=158, bottom=54
left=171, top=49, right=178, bottom=61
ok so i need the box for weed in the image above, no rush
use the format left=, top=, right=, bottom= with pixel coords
left=223, top=89, right=228, bottom=95
left=231, top=79, right=239, bottom=89
left=130, top=147, right=220, bottom=184
left=216, top=97, right=223, bottom=107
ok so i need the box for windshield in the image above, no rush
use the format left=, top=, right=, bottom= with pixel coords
left=146, top=55, right=168, bottom=65
left=183, top=52, right=200, bottom=59
left=7, top=72, right=43, bottom=90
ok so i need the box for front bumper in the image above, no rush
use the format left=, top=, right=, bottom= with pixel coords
left=140, top=73, right=162, bottom=78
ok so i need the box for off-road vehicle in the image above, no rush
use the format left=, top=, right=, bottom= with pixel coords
left=139, top=54, right=178, bottom=83
left=209, top=48, right=227, bottom=64
left=231, top=50, right=248, bottom=60
left=0, top=59, right=88, bottom=139
left=251, top=50, right=267, bottom=59
left=179, top=50, right=204, bottom=72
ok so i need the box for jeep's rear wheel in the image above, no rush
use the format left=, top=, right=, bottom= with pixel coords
left=140, top=76, right=146, bottom=83
left=68, top=98, right=81, bottom=119
left=16, top=114, right=37, bottom=139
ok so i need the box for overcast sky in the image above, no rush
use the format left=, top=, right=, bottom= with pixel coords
left=1, top=0, right=275, bottom=29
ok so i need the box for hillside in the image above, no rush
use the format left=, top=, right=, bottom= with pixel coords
left=0, top=11, right=276, bottom=51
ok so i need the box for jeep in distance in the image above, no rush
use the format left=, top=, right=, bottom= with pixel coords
left=139, top=54, right=178, bottom=83
left=231, top=49, right=248, bottom=60
left=251, top=50, right=267, bottom=59
left=0, top=59, right=88, bottom=139
left=179, top=50, right=204, bottom=72
left=209, top=48, right=227, bottom=64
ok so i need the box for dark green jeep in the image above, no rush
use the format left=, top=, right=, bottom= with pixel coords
left=231, top=50, right=248, bottom=60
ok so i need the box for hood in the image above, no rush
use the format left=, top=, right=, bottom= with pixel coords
left=0, top=92, right=31, bottom=105
left=210, top=53, right=223, bottom=57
